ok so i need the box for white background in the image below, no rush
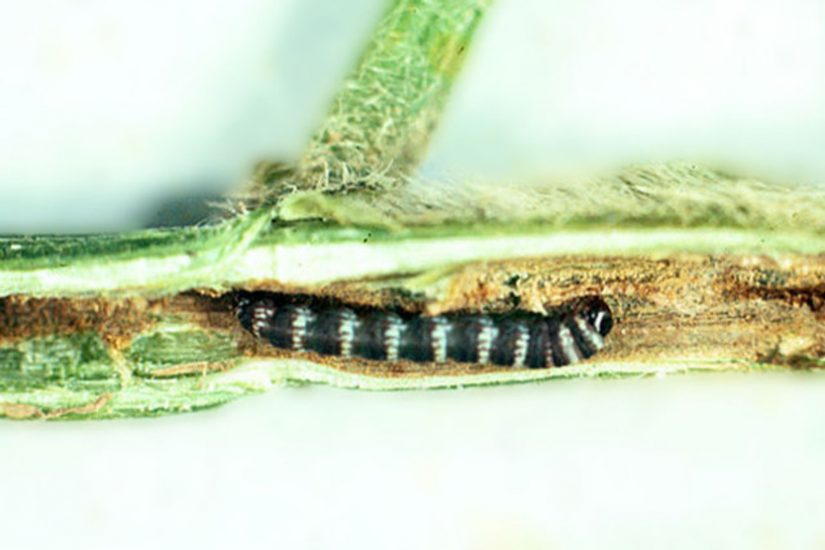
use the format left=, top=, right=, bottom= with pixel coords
left=5, top=375, right=825, bottom=549
left=1, top=0, right=824, bottom=230
left=1, top=1, right=825, bottom=548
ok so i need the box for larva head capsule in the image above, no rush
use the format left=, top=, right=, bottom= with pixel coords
left=581, top=297, right=613, bottom=337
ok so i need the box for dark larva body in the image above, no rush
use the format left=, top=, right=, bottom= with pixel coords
left=234, top=293, right=613, bottom=368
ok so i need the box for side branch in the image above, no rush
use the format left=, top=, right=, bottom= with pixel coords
left=293, top=0, right=493, bottom=192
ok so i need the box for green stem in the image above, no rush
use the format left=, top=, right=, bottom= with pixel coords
left=293, top=0, right=493, bottom=191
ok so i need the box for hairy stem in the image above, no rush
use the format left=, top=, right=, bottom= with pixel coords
left=291, top=0, right=493, bottom=192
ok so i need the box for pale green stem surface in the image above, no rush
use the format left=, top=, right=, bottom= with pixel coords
left=292, top=0, right=493, bottom=191
left=1, top=223, right=823, bottom=298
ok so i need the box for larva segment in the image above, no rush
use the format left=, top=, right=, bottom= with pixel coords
left=555, top=323, right=582, bottom=365
left=252, top=304, right=313, bottom=351
left=398, top=316, right=449, bottom=362
left=233, top=293, right=613, bottom=369
left=571, top=316, right=604, bottom=357
left=304, top=307, right=353, bottom=356
left=523, top=319, right=546, bottom=368
left=350, top=312, right=403, bottom=361
left=489, top=321, right=530, bottom=367
left=446, top=315, right=497, bottom=364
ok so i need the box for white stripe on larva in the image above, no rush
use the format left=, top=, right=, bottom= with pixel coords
left=511, top=323, right=529, bottom=368
left=557, top=323, right=581, bottom=364
left=575, top=315, right=605, bottom=350
left=291, top=306, right=312, bottom=351
left=593, top=310, right=607, bottom=335
left=338, top=309, right=358, bottom=358
left=475, top=317, right=496, bottom=365
left=430, top=317, right=450, bottom=363
left=383, top=314, right=403, bottom=362
left=251, top=303, right=274, bottom=338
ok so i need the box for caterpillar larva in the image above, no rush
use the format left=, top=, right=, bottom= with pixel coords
left=234, top=292, right=613, bottom=368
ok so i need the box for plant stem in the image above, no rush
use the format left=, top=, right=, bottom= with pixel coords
left=292, top=0, right=494, bottom=191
